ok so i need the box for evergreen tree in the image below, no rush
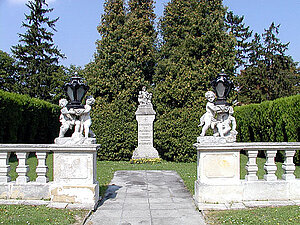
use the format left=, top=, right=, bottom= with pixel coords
left=84, top=0, right=157, bottom=160
left=237, top=23, right=299, bottom=104
left=11, top=0, right=65, bottom=102
left=0, top=50, right=17, bottom=92
left=153, top=0, right=236, bottom=161
left=225, top=11, right=252, bottom=70
left=154, top=0, right=236, bottom=110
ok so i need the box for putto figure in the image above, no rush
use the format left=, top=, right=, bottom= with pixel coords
left=198, top=91, right=219, bottom=136
left=80, top=96, right=96, bottom=138
left=58, top=99, right=75, bottom=138
left=57, top=96, right=96, bottom=139
left=138, top=86, right=152, bottom=105
left=198, top=91, right=237, bottom=142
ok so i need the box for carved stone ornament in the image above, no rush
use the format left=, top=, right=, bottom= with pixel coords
left=198, top=91, right=237, bottom=144
left=55, top=96, right=96, bottom=145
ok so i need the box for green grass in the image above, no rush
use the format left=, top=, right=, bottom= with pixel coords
left=205, top=206, right=300, bottom=224
left=4, top=152, right=300, bottom=224
left=0, top=205, right=87, bottom=225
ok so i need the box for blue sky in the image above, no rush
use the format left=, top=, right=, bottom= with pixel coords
left=0, top=0, right=299, bottom=67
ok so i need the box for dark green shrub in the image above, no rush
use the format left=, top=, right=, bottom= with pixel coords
left=154, top=107, right=201, bottom=162
left=0, top=90, right=60, bottom=144
left=235, top=95, right=300, bottom=163
left=92, top=98, right=137, bottom=161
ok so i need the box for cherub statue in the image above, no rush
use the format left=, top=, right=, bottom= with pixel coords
left=80, top=96, right=96, bottom=138
left=215, top=106, right=237, bottom=137
left=198, top=91, right=219, bottom=136
left=58, top=99, right=75, bottom=137
left=138, top=86, right=152, bottom=105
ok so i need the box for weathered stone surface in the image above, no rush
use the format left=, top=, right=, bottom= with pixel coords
left=54, top=137, right=96, bottom=145
left=196, top=149, right=240, bottom=185
left=197, top=136, right=227, bottom=144
left=132, top=105, right=159, bottom=159
left=194, top=142, right=300, bottom=207
left=86, top=170, right=205, bottom=225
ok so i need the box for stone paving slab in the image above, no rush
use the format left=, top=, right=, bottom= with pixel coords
left=86, top=170, right=206, bottom=225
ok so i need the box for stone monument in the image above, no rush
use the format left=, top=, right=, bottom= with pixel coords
left=52, top=75, right=100, bottom=208
left=132, top=86, right=160, bottom=159
left=196, top=71, right=239, bottom=186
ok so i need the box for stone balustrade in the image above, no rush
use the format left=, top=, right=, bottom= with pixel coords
left=194, top=142, right=300, bottom=206
left=0, top=144, right=100, bottom=209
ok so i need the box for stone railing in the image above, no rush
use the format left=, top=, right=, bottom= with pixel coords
left=0, top=144, right=100, bottom=209
left=194, top=142, right=300, bottom=206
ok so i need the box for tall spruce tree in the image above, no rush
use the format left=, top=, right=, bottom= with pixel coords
left=11, top=0, right=65, bottom=102
left=237, top=23, right=299, bottom=104
left=153, top=0, right=236, bottom=161
left=0, top=50, right=17, bottom=92
left=84, top=0, right=157, bottom=160
left=225, top=11, right=252, bottom=70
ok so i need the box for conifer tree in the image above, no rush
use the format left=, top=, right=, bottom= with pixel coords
left=225, top=11, right=252, bottom=70
left=11, top=0, right=65, bottom=102
left=84, top=0, right=157, bottom=160
left=153, top=0, right=236, bottom=161
left=0, top=50, right=17, bottom=92
left=154, top=0, right=236, bottom=110
left=237, top=23, right=299, bottom=104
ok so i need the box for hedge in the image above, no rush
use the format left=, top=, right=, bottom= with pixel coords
left=235, top=94, right=300, bottom=163
left=0, top=90, right=60, bottom=144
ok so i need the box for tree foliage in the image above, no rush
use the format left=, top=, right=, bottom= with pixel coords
left=154, top=0, right=236, bottom=111
left=11, top=0, right=66, bottom=103
left=84, top=0, right=157, bottom=160
left=0, top=50, right=17, bottom=92
left=153, top=0, right=236, bottom=161
left=225, top=11, right=252, bottom=70
left=236, top=23, right=299, bottom=104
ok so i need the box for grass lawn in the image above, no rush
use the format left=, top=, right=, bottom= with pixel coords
left=0, top=204, right=87, bottom=225
left=2, top=152, right=300, bottom=224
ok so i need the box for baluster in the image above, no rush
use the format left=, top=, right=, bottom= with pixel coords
left=245, top=150, right=258, bottom=181
left=0, top=152, right=11, bottom=182
left=16, top=152, right=29, bottom=183
left=282, top=150, right=296, bottom=180
left=264, top=150, right=277, bottom=181
left=36, top=152, right=49, bottom=183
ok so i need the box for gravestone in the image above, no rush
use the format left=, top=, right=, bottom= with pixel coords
left=132, top=87, right=159, bottom=159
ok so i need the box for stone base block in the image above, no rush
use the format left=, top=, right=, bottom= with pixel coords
left=194, top=179, right=300, bottom=206
left=132, top=147, right=160, bottom=159
left=194, top=180, right=243, bottom=204
left=50, top=182, right=99, bottom=210
left=243, top=181, right=289, bottom=201
left=0, top=182, right=50, bottom=200
left=54, top=137, right=96, bottom=145
left=0, top=185, right=10, bottom=199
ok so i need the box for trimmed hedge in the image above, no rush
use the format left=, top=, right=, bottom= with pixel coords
left=235, top=95, right=300, bottom=163
left=0, top=90, right=60, bottom=144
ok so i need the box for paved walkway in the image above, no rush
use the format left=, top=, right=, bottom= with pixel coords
left=86, top=170, right=206, bottom=225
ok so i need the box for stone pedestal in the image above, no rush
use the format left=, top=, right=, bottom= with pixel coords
left=132, top=105, right=159, bottom=159
left=49, top=144, right=100, bottom=209
left=195, top=137, right=240, bottom=185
